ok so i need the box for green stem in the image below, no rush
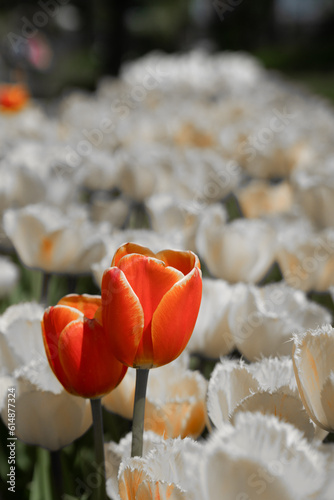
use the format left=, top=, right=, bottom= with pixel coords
left=131, top=368, right=149, bottom=457
left=90, top=398, right=107, bottom=500
left=40, top=271, right=51, bottom=305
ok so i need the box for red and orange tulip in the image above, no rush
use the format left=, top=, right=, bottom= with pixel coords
left=42, top=294, right=127, bottom=399
left=0, top=83, right=29, bottom=112
left=101, top=243, right=202, bottom=369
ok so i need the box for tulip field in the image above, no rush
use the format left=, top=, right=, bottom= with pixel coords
left=1, top=50, right=334, bottom=499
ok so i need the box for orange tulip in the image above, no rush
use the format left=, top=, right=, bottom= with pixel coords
left=0, top=84, right=29, bottom=112
left=101, top=243, right=202, bottom=369
left=42, top=294, right=127, bottom=398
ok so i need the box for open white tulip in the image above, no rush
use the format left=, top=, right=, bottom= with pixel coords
left=293, top=325, right=334, bottom=432
left=228, top=282, right=331, bottom=360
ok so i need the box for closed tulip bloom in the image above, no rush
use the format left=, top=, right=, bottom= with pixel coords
left=42, top=294, right=127, bottom=398
left=102, top=243, right=202, bottom=369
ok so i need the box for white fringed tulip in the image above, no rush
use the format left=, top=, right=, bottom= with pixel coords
left=202, top=412, right=327, bottom=500
left=207, top=357, right=323, bottom=440
left=228, top=282, right=331, bottom=360
left=116, top=437, right=202, bottom=500
left=293, top=325, right=334, bottom=432
left=105, top=431, right=169, bottom=499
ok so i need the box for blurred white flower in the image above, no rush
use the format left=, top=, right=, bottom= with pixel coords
left=292, top=161, right=334, bottom=229
left=186, top=278, right=235, bottom=358
left=121, top=49, right=264, bottom=96
left=196, top=209, right=276, bottom=283
left=228, top=282, right=331, bottom=360
left=4, top=203, right=107, bottom=274
left=293, top=325, right=334, bottom=432
left=0, top=257, right=19, bottom=298
left=236, top=180, right=293, bottom=218
left=90, top=193, right=130, bottom=229
left=0, top=302, right=92, bottom=450
left=277, top=227, right=334, bottom=291
left=75, top=149, right=122, bottom=191
left=4, top=139, right=79, bottom=207
left=146, top=193, right=201, bottom=252
left=202, top=412, right=327, bottom=500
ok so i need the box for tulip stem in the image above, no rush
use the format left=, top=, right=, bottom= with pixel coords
left=90, top=398, right=107, bottom=500
left=131, top=368, right=149, bottom=457
left=40, top=271, right=51, bottom=306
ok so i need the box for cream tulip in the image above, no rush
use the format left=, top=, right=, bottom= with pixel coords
left=293, top=325, right=334, bottom=432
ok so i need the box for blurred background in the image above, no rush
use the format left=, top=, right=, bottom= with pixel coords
left=1, top=0, right=334, bottom=101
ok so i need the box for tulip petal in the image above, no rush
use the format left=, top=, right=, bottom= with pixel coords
left=156, top=249, right=200, bottom=276
left=292, top=327, right=334, bottom=431
left=112, top=242, right=156, bottom=266
left=117, top=255, right=184, bottom=366
left=42, top=306, right=83, bottom=390
left=151, top=267, right=202, bottom=367
left=57, top=294, right=101, bottom=319
left=58, top=317, right=127, bottom=398
left=101, top=267, right=144, bottom=367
